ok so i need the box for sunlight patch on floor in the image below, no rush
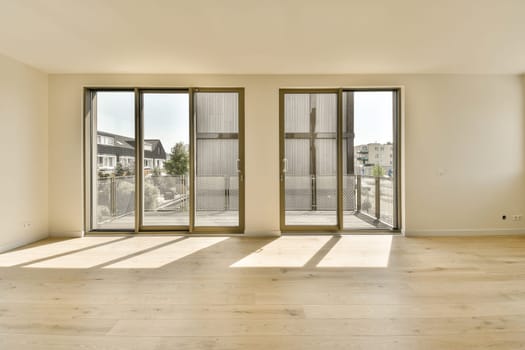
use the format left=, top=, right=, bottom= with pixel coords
left=0, top=237, right=122, bottom=267
left=103, top=237, right=228, bottom=269
left=23, top=236, right=177, bottom=269
left=317, top=235, right=393, bottom=268
left=230, top=236, right=331, bottom=268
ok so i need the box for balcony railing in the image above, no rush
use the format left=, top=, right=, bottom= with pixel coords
left=285, top=174, right=394, bottom=227
left=96, top=174, right=394, bottom=228
left=356, top=175, right=394, bottom=226
left=96, top=174, right=239, bottom=225
left=96, top=175, right=189, bottom=224
left=97, top=175, right=135, bottom=223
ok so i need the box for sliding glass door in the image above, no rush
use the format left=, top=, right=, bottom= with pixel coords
left=342, top=90, right=397, bottom=230
left=85, top=88, right=244, bottom=233
left=280, top=90, right=339, bottom=230
left=279, top=88, right=400, bottom=232
left=194, top=90, right=244, bottom=231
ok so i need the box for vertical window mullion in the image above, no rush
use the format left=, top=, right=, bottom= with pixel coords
left=134, top=88, right=141, bottom=233
left=337, top=88, right=343, bottom=230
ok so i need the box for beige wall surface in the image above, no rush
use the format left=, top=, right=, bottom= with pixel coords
left=0, top=54, right=48, bottom=252
left=48, top=74, right=525, bottom=236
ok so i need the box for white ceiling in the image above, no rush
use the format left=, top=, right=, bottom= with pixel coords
left=1, top=0, right=524, bottom=74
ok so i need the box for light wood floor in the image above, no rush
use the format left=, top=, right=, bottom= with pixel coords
left=1, top=235, right=525, bottom=349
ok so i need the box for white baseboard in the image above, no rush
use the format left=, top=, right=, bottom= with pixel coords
left=405, top=228, right=525, bottom=237
left=244, top=230, right=281, bottom=237
left=49, top=231, right=84, bottom=238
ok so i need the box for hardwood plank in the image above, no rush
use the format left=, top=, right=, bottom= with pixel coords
left=155, top=333, right=525, bottom=350
left=0, top=334, right=161, bottom=350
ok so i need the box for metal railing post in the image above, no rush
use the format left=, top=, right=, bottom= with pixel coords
left=311, top=174, right=317, bottom=211
left=110, top=176, right=116, bottom=217
left=183, top=175, right=187, bottom=210
left=375, top=176, right=381, bottom=220
left=224, top=175, right=229, bottom=211
left=356, top=175, right=361, bottom=212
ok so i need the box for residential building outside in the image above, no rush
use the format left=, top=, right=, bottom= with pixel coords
left=354, top=142, right=393, bottom=176
left=96, top=131, right=168, bottom=173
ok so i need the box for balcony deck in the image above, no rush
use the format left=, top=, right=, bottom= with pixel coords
left=96, top=211, right=391, bottom=231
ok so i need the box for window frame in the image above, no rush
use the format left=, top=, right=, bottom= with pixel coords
left=83, top=87, right=245, bottom=234
left=279, top=87, right=402, bottom=233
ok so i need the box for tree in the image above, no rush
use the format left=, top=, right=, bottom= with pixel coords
left=114, top=162, right=134, bottom=177
left=115, top=162, right=126, bottom=177
left=372, top=164, right=385, bottom=177
left=164, top=142, right=189, bottom=175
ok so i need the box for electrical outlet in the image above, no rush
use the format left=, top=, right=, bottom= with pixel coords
left=511, top=215, right=522, bottom=221
left=23, top=222, right=32, bottom=229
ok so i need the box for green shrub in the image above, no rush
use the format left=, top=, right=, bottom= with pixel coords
left=97, top=179, right=111, bottom=207
left=116, top=180, right=135, bottom=215
left=362, top=198, right=372, bottom=212
left=97, top=205, right=110, bottom=222
left=144, top=181, right=160, bottom=210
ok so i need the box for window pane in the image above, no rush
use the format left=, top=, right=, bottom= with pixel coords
left=195, top=92, right=239, bottom=227
left=93, top=91, right=135, bottom=230
left=343, top=91, right=394, bottom=229
left=284, top=93, right=337, bottom=226
left=142, top=92, right=190, bottom=227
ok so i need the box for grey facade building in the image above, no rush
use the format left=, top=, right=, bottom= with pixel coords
left=97, top=131, right=168, bottom=171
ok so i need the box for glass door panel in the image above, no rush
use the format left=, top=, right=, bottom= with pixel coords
left=282, top=92, right=338, bottom=228
left=141, top=92, right=190, bottom=228
left=92, top=91, right=135, bottom=231
left=342, top=90, right=395, bottom=229
left=194, top=91, right=243, bottom=229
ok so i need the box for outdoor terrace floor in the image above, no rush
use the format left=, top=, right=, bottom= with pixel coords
left=96, top=211, right=391, bottom=231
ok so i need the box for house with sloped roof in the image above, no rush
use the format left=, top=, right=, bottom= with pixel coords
left=97, top=131, right=168, bottom=171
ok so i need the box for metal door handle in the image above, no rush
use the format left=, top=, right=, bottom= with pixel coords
left=237, top=159, right=244, bottom=182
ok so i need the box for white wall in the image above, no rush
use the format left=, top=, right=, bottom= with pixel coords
left=48, top=74, right=525, bottom=236
left=0, top=54, right=48, bottom=252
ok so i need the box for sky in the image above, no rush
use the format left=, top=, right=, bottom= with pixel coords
left=143, top=93, right=189, bottom=150
left=353, top=91, right=393, bottom=146
left=96, top=91, right=393, bottom=152
left=96, top=91, right=134, bottom=139
left=97, top=92, right=189, bottom=152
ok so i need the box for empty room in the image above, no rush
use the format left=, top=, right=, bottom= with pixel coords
left=1, top=0, right=525, bottom=349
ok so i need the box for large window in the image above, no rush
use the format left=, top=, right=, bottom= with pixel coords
left=85, top=88, right=245, bottom=233
left=280, top=88, right=400, bottom=232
